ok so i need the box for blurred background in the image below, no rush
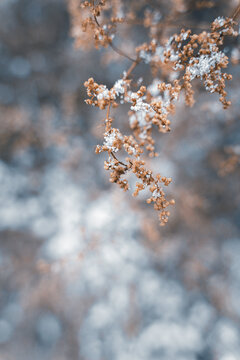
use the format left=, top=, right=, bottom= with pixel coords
left=0, top=0, right=240, bottom=359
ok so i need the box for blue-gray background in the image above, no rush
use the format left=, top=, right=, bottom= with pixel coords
left=0, top=0, right=240, bottom=359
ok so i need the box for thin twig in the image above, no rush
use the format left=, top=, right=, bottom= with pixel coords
left=109, top=41, right=137, bottom=62
left=232, top=3, right=240, bottom=21
left=123, top=59, right=140, bottom=80
left=92, top=0, right=137, bottom=62
left=111, top=151, right=129, bottom=168
left=106, top=101, right=111, bottom=120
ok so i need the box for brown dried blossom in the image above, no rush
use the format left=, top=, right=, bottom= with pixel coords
left=69, top=0, right=240, bottom=225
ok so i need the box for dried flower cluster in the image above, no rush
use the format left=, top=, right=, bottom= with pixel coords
left=68, top=0, right=125, bottom=49
left=69, top=0, right=240, bottom=225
